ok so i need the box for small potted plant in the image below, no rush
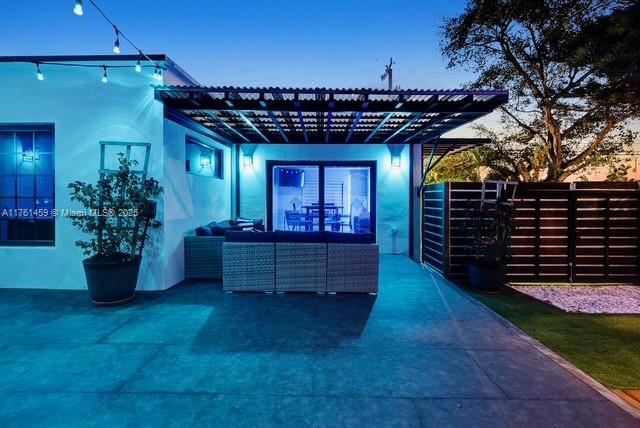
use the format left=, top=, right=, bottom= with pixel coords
left=68, top=154, right=162, bottom=305
left=466, top=195, right=514, bottom=293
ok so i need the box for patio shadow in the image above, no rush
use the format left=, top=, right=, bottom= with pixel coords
left=189, top=292, right=376, bottom=353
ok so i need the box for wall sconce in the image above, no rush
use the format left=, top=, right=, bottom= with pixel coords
left=200, top=153, right=212, bottom=169
left=391, top=154, right=401, bottom=168
left=243, top=153, right=253, bottom=168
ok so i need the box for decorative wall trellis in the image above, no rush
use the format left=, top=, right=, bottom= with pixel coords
left=422, top=182, right=640, bottom=284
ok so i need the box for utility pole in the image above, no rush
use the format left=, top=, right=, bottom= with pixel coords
left=380, top=57, right=395, bottom=90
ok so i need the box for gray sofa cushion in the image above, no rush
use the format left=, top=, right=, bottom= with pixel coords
left=195, top=226, right=212, bottom=236
left=275, top=230, right=325, bottom=243
left=211, top=224, right=243, bottom=236
left=225, top=231, right=276, bottom=242
left=325, top=232, right=375, bottom=244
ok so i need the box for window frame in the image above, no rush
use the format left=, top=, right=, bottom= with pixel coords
left=0, top=123, right=55, bottom=247
left=185, top=136, right=224, bottom=179
left=266, top=160, right=377, bottom=241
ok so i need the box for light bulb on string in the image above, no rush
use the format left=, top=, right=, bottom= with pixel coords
left=113, top=27, right=121, bottom=54
left=73, top=0, right=83, bottom=16
left=102, top=66, right=108, bottom=83
left=154, top=65, right=162, bottom=81
left=135, top=52, right=142, bottom=72
left=36, top=63, right=44, bottom=81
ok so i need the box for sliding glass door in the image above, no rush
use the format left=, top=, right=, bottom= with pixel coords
left=271, top=165, right=319, bottom=231
left=323, top=166, right=371, bottom=233
left=267, top=161, right=375, bottom=237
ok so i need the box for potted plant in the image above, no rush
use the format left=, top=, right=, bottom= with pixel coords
left=68, top=154, right=162, bottom=305
left=466, top=195, right=514, bottom=293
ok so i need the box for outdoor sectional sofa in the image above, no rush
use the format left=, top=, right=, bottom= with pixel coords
left=222, top=231, right=379, bottom=294
left=184, top=219, right=263, bottom=279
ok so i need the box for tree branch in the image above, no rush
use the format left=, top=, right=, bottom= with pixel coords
left=497, top=33, right=545, bottom=100
left=562, top=116, right=615, bottom=169
left=500, top=106, right=545, bottom=141
left=561, top=107, right=599, bottom=138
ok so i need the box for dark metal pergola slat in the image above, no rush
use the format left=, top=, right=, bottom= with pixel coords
left=155, top=86, right=508, bottom=145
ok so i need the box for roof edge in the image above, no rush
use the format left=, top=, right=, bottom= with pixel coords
left=0, top=54, right=167, bottom=62
left=0, top=54, right=199, bottom=86
left=157, top=85, right=508, bottom=96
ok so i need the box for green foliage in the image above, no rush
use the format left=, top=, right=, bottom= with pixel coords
left=442, top=0, right=639, bottom=182
left=605, top=161, right=633, bottom=182
left=426, top=150, right=482, bottom=183
left=68, top=153, right=163, bottom=260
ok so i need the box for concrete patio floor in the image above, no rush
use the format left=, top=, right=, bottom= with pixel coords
left=0, top=255, right=636, bottom=427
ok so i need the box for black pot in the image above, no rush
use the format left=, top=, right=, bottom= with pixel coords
left=468, top=261, right=505, bottom=293
left=82, top=254, right=141, bottom=305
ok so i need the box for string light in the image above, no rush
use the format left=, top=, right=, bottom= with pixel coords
left=73, top=0, right=83, bottom=16
left=112, top=27, right=121, bottom=54
left=135, top=52, right=142, bottom=72
left=25, top=61, right=166, bottom=82
left=27, top=1, right=168, bottom=82
left=36, top=63, right=44, bottom=81
left=71, top=0, right=162, bottom=73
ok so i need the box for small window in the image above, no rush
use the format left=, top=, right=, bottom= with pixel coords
left=185, top=136, right=223, bottom=179
left=0, top=124, right=55, bottom=246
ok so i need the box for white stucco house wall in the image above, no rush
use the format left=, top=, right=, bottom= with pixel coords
left=0, top=55, right=232, bottom=291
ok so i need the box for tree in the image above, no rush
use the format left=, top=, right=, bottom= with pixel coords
left=426, top=150, right=482, bottom=183
left=442, top=0, right=640, bottom=182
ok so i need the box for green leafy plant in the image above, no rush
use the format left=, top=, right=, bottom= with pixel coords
left=68, top=153, right=163, bottom=261
left=465, top=194, right=515, bottom=267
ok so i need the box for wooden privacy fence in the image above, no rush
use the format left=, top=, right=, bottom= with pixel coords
left=422, top=181, right=640, bottom=284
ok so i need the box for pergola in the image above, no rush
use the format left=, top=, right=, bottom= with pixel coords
left=155, top=86, right=507, bottom=146
left=156, top=86, right=507, bottom=197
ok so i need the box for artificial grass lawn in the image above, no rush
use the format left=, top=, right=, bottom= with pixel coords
left=465, top=286, right=640, bottom=389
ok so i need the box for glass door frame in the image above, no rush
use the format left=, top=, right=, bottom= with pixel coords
left=266, top=160, right=376, bottom=239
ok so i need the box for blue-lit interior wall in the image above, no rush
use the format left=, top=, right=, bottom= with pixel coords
left=240, top=144, right=410, bottom=254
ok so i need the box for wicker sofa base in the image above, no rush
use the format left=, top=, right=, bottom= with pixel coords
left=275, top=243, right=327, bottom=292
left=223, top=242, right=275, bottom=292
left=184, top=236, right=225, bottom=279
left=327, top=243, right=379, bottom=293
left=220, top=231, right=379, bottom=294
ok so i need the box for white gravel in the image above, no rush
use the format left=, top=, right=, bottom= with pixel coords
left=511, top=285, right=640, bottom=314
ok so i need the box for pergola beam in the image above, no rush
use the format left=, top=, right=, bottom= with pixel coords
left=236, top=111, right=270, bottom=143
left=403, top=113, right=451, bottom=143
left=204, top=111, right=251, bottom=143
left=325, top=111, right=333, bottom=143
left=158, top=98, right=503, bottom=114
left=267, top=111, right=290, bottom=143
left=365, top=112, right=394, bottom=143
left=345, top=111, right=363, bottom=143
left=382, top=112, right=422, bottom=144
left=418, top=138, right=440, bottom=196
